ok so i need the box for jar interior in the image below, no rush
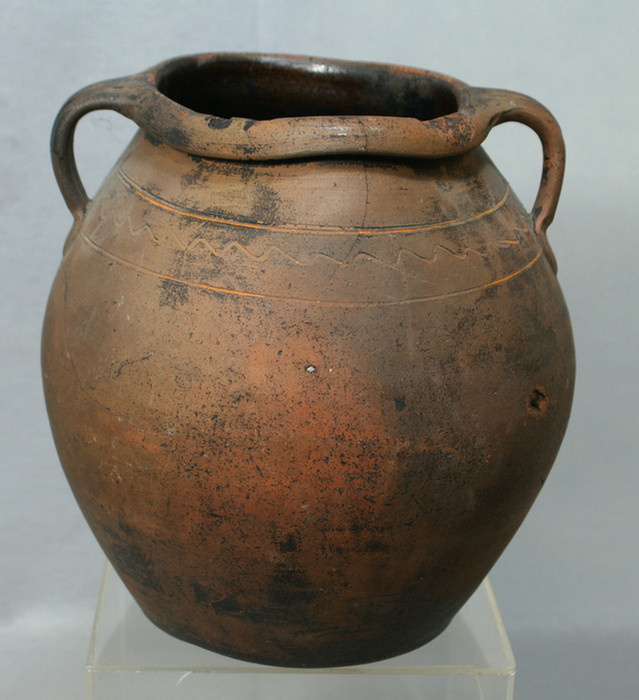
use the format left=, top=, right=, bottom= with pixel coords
left=157, top=57, right=458, bottom=122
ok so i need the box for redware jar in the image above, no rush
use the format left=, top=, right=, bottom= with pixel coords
left=43, top=54, right=575, bottom=667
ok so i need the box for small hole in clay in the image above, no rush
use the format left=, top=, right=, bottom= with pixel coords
left=527, top=387, right=548, bottom=415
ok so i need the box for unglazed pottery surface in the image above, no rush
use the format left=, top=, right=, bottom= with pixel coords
left=43, top=54, right=575, bottom=667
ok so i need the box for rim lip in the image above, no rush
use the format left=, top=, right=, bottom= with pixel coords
left=132, top=53, right=480, bottom=160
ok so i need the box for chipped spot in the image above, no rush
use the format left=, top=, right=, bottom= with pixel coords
left=207, top=116, right=233, bottom=130
left=527, top=386, right=549, bottom=416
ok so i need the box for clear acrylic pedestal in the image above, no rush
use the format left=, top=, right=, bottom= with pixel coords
left=87, top=562, right=515, bottom=700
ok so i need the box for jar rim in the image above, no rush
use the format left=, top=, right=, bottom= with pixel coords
left=131, top=53, right=483, bottom=161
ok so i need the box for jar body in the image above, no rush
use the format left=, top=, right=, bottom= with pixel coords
left=43, top=131, right=574, bottom=666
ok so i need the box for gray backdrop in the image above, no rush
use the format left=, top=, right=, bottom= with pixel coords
left=1, top=1, right=638, bottom=698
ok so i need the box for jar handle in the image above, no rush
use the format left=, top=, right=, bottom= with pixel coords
left=50, top=74, right=149, bottom=224
left=468, top=87, right=565, bottom=273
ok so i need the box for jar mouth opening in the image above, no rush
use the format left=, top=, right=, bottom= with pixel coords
left=140, top=54, right=476, bottom=161
left=156, top=55, right=459, bottom=122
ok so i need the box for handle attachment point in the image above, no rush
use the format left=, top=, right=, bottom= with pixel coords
left=50, top=75, right=148, bottom=225
left=467, top=87, right=565, bottom=273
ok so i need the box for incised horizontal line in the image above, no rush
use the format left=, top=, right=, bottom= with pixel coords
left=117, top=168, right=510, bottom=237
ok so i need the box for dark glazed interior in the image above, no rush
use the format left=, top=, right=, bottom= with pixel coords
left=157, top=57, right=459, bottom=122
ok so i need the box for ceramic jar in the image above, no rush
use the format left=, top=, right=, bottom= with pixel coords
left=43, top=54, right=574, bottom=667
